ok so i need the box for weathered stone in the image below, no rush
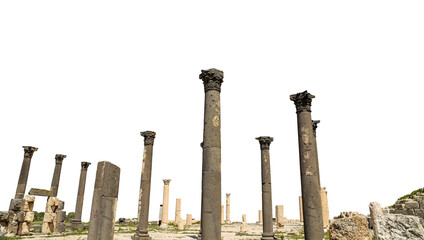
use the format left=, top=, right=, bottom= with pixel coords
left=87, top=161, right=120, bottom=240
left=7, top=221, right=18, bottom=235
left=24, top=195, right=35, bottom=203
left=17, top=222, right=30, bottom=235
left=275, top=205, right=284, bottom=228
left=329, top=214, right=371, bottom=240
left=405, top=201, right=420, bottom=209
left=226, top=193, right=231, bottom=223
left=43, top=213, right=56, bottom=222
left=321, top=187, right=330, bottom=228
left=200, top=68, right=223, bottom=240
left=55, top=222, right=66, bottom=233
left=41, top=222, right=54, bottom=233
left=256, top=136, right=275, bottom=240
left=24, top=212, right=34, bottom=222
left=393, top=204, right=405, bottom=209
left=239, top=214, right=247, bottom=233
left=407, top=208, right=416, bottom=216
left=290, top=91, right=324, bottom=239
left=133, top=131, right=156, bottom=240
left=28, top=188, right=54, bottom=197
left=0, top=212, right=8, bottom=222
left=9, top=199, right=24, bottom=211
left=258, top=210, right=263, bottom=224
left=186, top=214, right=192, bottom=226
left=175, top=198, right=182, bottom=227
left=299, top=196, right=303, bottom=222
left=56, top=211, right=66, bottom=222
left=393, top=209, right=408, bottom=215
left=58, top=201, right=65, bottom=210
left=15, top=212, right=25, bottom=222
left=415, top=209, right=424, bottom=218
left=50, top=154, right=66, bottom=197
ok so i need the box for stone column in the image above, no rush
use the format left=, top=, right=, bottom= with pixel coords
left=161, top=179, right=171, bottom=227
left=290, top=91, right=324, bottom=239
left=14, top=146, right=38, bottom=199
left=321, top=187, right=329, bottom=228
left=50, top=154, right=66, bottom=197
left=175, top=198, right=181, bottom=226
left=256, top=136, right=275, bottom=240
left=221, top=205, right=224, bottom=224
left=226, top=193, right=231, bottom=223
left=87, top=161, right=120, bottom=240
left=132, top=131, right=156, bottom=240
left=312, top=120, right=321, bottom=187
left=186, top=214, right=192, bottom=226
left=259, top=210, right=263, bottom=224
left=299, top=196, right=303, bottom=222
left=199, top=68, right=223, bottom=240
left=240, top=214, right=247, bottom=233
left=275, top=205, right=284, bottom=228
left=71, top=161, right=91, bottom=229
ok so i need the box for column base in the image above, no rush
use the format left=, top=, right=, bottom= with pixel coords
left=131, top=234, right=152, bottom=240
left=261, top=233, right=275, bottom=240
left=70, top=220, right=83, bottom=230
left=261, top=237, right=275, bottom=240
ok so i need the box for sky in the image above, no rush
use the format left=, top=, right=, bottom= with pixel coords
left=1, top=1, right=424, bottom=223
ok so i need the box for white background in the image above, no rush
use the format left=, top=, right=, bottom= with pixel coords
left=1, top=1, right=423, bottom=223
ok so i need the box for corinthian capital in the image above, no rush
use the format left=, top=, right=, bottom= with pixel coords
left=81, top=161, right=91, bottom=170
left=55, top=154, right=67, bottom=164
left=22, top=146, right=38, bottom=158
left=141, top=131, right=156, bottom=145
left=290, top=91, right=315, bottom=113
left=163, top=179, right=171, bottom=185
left=199, top=68, right=224, bottom=92
left=256, top=136, right=274, bottom=150
left=312, top=120, right=320, bottom=137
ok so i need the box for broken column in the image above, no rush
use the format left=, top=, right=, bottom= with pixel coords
left=290, top=91, right=324, bottom=239
left=321, top=187, right=329, bottom=228
left=14, top=146, right=38, bottom=199
left=275, top=205, right=284, bottom=228
left=161, top=179, right=171, bottom=228
left=199, top=68, right=223, bottom=240
left=239, top=214, right=247, bottom=233
left=221, top=205, right=224, bottom=224
left=42, top=197, right=66, bottom=234
left=256, top=136, right=275, bottom=240
left=186, top=214, right=192, bottom=226
left=133, top=131, right=156, bottom=240
left=7, top=195, right=36, bottom=236
left=175, top=198, right=181, bottom=226
left=299, top=196, right=303, bottom=222
left=226, top=193, right=231, bottom=223
left=258, top=210, right=263, bottom=224
left=50, top=154, right=67, bottom=197
left=87, top=161, right=120, bottom=240
left=71, top=161, right=91, bottom=230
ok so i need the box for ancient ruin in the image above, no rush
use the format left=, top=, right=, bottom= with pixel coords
left=175, top=198, right=182, bottom=230
left=199, top=68, right=224, bottom=240
left=226, top=193, right=231, bottom=223
left=71, top=161, right=91, bottom=230
left=290, top=90, right=324, bottom=239
left=133, top=131, right=156, bottom=240
left=42, top=197, right=66, bottom=234
left=14, top=146, right=38, bottom=200
left=87, top=161, right=120, bottom=240
left=256, top=136, right=275, bottom=240
left=275, top=205, right=284, bottom=228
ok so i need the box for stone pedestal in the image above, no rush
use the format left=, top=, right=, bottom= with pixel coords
left=87, top=161, right=120, bottom=240
left=226, top=193, right=231, bottom=223
left=71, top=161, right=91, bottom=230
left=256, top=136, right=275, bottom=240
left=133, top=131, right=156, bottom=240
left=275, top=205, right=284, bottom=228
left=199, top=68, right=223, bottom=240
left=290, top=91, right=324, bottom=239
left=14, top=146, right=38, bottom=200
left=161, top=179, right=171, bottom=228
left=50, top=154, right=66, bottom=197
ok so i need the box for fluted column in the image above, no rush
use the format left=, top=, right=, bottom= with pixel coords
left=71, top=161, right=91, bottom=229
left=132, top=131, right=156, bottom=240
left=256, top=136, right=274, bottom=240
left=14, top=146, right=38, bottom=199
left=199, top=68, right=223, bottom=240
left=161, top=179, right=171, bottom=227
left=50, top=154, right=66, bottom=197
left=290, top=91, right=324, bottom=239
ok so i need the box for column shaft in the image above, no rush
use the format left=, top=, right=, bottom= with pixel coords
left=291, top=91, right=324, bottom=239
left=299, top=196, right=303, bottom=222
left=133, top=131, right=156, bottom=240
left=200, top=68, right=223, bottom=240
left=161, top=180, right=171, bottom=226
left=72, top=162, right=91, bottom=228
left=226, top=194, right=230, bottom=223
left=50, top=154, right=66, bottom=197
left=175, top=198, right=181, bottom=225
left=256, top=137, right=274, bottom=240
left=14, top=146, right=38, bottom=199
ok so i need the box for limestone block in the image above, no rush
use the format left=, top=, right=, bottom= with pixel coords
left=55, top=222, right=66, bottom=233
left=56, top=211, right=66, bottom=222
left=7, top=222, right=18, bottom=235
left=393, top=209, right=408, bottom=215
left=9, top=199, right=24, bottom=211
left=405, top=201, right=419, bottom=209
left=17, top=222, right=30, bottom=235
left=415, top=209, right=424, bottom=218
left=393, top=204, right=405, bottom=210
left=42, top=222, right=54, bottom=233
left=43, top=213, right=56, bottom=222
left=407, top=208, right=415, bottom=215
left=329, top=214, right=371, bottom=240
left=24, top=195, right=35, bottom=203
left=58, top=201, right=65, bottom=210
left=374, top=214, right=424, bottom=239
left=0, top=212, right=8, bottom=222
left=24, top=212, right=34, bottom=222
left=15, top=211, right=25, bottom=222
left=177, top=220, right=184, bottom=230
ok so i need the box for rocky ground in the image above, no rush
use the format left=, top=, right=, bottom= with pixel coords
left=9, top=221, right=307, bottom=240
